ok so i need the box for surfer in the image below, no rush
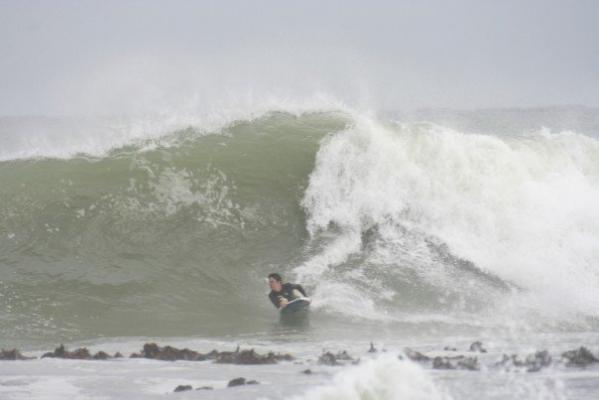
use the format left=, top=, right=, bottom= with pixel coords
left=267, top=273, right=308, bottom=309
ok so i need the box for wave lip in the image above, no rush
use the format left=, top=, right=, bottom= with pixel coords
left=0, top=95, right=350, bottom=162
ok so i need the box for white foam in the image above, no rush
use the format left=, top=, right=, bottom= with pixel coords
left=297, top=116, right=599, bottom=322
left=292, top=356, right=450, bottom=400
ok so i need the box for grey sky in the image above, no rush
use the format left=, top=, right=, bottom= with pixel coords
left=1, top=0, right=598, bottom=116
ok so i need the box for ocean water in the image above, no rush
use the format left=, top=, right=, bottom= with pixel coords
left=1, top=106, right=598, bottom=399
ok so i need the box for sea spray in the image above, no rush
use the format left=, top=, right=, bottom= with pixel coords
left=297, top=116, right=599, bottom=325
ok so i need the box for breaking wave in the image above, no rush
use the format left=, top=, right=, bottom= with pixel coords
left=1, top=108, right=599, bottom=346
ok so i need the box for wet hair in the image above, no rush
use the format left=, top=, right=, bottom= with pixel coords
left=268, top=273, right=282, bottom=282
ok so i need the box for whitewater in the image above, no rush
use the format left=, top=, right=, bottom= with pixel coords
left=1, top=106, right=599, bottom=399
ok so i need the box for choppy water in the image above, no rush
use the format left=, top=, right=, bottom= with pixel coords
left=1, top=106, right=599, bottom=399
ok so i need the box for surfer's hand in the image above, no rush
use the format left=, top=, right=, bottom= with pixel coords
left=279, top=298, right=289, bottom=309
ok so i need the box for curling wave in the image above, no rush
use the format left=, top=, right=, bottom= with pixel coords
left=1, top=109, right=599, bottom=347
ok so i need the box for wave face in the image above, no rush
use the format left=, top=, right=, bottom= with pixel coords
left=1, top=109, right=599, bottom=346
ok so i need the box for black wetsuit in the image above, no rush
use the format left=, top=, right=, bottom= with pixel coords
left=269, top=283, right=307, bottom=308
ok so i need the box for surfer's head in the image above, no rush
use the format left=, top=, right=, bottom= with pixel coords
left=268, top=273, right=283, bottom=292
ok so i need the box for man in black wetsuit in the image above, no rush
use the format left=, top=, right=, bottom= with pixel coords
left=267, top=273, right=308, bottom=309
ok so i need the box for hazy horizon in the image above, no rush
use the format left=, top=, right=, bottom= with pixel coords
left=1, top=0, right=598, bottom=116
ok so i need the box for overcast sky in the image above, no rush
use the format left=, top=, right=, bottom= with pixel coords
left=1, top=0, right=598, bottom=116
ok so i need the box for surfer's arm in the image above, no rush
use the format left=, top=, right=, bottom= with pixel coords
left=292, top=284, right=308, bottom=298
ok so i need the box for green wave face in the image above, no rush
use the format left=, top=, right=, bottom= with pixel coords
left=0, top=112, right=350, bottom=345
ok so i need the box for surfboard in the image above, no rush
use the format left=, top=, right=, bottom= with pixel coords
left=281, top=297, right=311, bottom=314
left=280, top=297, right=310, bottom=326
